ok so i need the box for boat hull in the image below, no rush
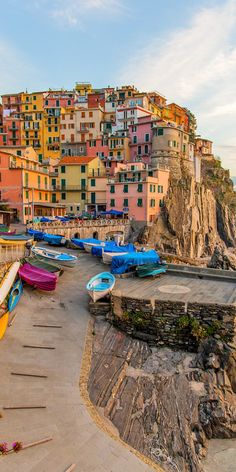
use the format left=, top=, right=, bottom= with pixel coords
left=88, top=288, right=111, bottom=302
left=0, top=312, right=9, bottom=340
left=0, top=262, right=21, bottom=305
left=31, top=247, right=77, bottom=268
left=8, top=279, right=23, bottom=312
left=102, top=251, right=128, bottom=264
left=86, top=272, right=115, bottom=302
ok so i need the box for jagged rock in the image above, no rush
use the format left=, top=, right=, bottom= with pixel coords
left=207, top=245, right=236, bottom=270
left=88, top=322, right=236, bottom=472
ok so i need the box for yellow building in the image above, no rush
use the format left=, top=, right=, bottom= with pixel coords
left=57, top=155, right=106, bottom=213
left=21, top=92, right=45, bottom=162
left=75, top=83, right=93, bottom=96
left=108, top=133, right=130, bottom=162
left=0, top=146, right=66, bottom=223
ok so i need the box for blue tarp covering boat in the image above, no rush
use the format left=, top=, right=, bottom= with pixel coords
left=111, top=250, right=160, bottom=274
left=40, top=217, right=52, bottom=222
left=43, top=233, right=66, bottom=246
left=27, top=228, right=45, bottom=241
left=100, top=209, right=123, bottom=216
left=71, top=238, right=102, bottom=249
left=91, top=242, right=135, bottom=258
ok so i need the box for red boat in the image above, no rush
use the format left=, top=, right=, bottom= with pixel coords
left=19, top=263, right=57, bottom=291
left=0, top=230, right=16, bottom=235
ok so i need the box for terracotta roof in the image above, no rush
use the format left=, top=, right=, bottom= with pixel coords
left=59, top=156, right=97, bottom=165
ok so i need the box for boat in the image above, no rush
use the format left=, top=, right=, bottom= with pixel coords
left=0, top=261, right=21, bottom=305
left=71, top=238, right=102, bottom=250
left=0, top=234, right=33, bottom=244
left=111, top=250, right=161, bottom=274
left=136, top=263, right=167, bottom=278
left=102, top=251, right=128, bottom=264
left=43, top=233, right=66, bottom=246
left=31, top=246, right=77, bottom=268
left=84, top=241, right=104, bottom=253
left=0, top=230, right=16, bottom=235
left=8, top=279, right=23, bottom=312
left=19, top=263, right=58, bottom=291
left=0, top=311, right=9, bottom=340
left=86, top=272, right=116, bottom=302
left=28, top=257, right=62, bottom=273
left=27, top=228, right=45, bottom=241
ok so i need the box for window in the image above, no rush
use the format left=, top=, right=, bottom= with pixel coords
left=26, top=140, right=29, bottom=146
left=52, top=193, right=57, bottom=203
left=37, top=175, right=41, bottom=188
left=81, top=192, right=86, bottom=200
left=33, top=105, right=36, bottom=110
left=56, top=100, right=59, bottom=107
left=144, top=144, right=149, bottom=154
left=123, top=198, right=128, bottom=207
left=158, top=128, right=164, bottom=135
left=61, top=192, right=66, bottom=200
left=133, top=135, right=137, bottom=144
left=45, top=100, right=48, bottom=106
left=33, top=95, right=36, bottom=100
left=145, top=133, right=150, bottom=142
left=81, top=178, right=86, bottom=190
left=138, top=145, right=141, bottom=155
left=81, top=165, right=86, bottom=173
left=91, top=192, right=96, bottom=204
left=25, top=105, right=28, bottom=110
left=110, top=199, right=115, bottom=207
left=137, top=183, right=143, bottom=192
left=44, top=177, right=48, bottom=189
left=61, top=134, right=65, bottom=140
left=61, top=165, right=66, bottom=173
left=110, top=185, right=115, bottom=193
left=132, top=125, right=137, bottom=132
left=148, top=171, right=153, bottom=177
left=68, top=100, right=71, bottom=106
left=123, top=184, right=128, bottom=193
left=39, top=192, right=42, bottom=200
left=81, top=112, right=85, bottom=118
left=91, top=178, right=96, bottom=187
left=38, top=154, right=42, bottom=163
left=158, top=185, right=163, bottom=193
left=61, top=179, right=66, bottom=190
left=137, top=198, right=143, bottom=207
left=55, top=126, right=58, bottom=132
left=150, top=184, right=153, bottom=192
left=89, top=111, right=93, bottom=117
left=150, top=199, right=155, bottom=207
left=183, top=144, right=186, bottom=153
left=61, top=114, right=65, bottom=120
left=25, top=190, right=29, bottom=199
left=45, top=193, right=48, bottom=201
left=17, top=150, right=21, bottom=156
left=48, top=127, right=51, bottom=132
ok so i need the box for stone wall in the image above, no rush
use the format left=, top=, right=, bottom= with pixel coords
left=109, top=295, right=236, bottom=351
left=28, top=220, right=130, bottom=241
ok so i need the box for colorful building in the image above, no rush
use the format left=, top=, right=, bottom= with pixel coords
left=113, top=104, right=152, bottom=132
left=106, top=162, right=169, bottom=222
left=0, top=147, right=65, bottom=223
left=57, top=155, right=106, bottom=213
left=128, top=116, right=162, bottom=164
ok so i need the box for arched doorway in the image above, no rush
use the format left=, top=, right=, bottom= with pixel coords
left=74, top=232, right=80, bottom=239
left=93, top=231, right=99, bottom=239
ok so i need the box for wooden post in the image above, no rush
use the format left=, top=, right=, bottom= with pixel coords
left=22, top=436, right=52, bottom=450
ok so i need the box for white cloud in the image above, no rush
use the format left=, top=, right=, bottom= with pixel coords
left=120, top=0, right=236, bottom=173
left=37, top=0, right=125, bottom=28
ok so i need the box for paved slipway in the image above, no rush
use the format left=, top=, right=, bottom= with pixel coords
left=0, top=253, right=153, bottom=472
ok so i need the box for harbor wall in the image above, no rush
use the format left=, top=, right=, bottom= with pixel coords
left=105, top=295, right=236, bottom=352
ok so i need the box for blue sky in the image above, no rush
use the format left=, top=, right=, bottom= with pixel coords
left=1, top=0, right=236, bottom=174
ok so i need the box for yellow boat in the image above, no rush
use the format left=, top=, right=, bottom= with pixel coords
left=0, top=311, right=9, bottom=339
left=0, top=261, right=20, bottom=340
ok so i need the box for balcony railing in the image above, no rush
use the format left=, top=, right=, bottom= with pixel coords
left=52, top=185, right=87, bottom=191
left=88, top=170, right=107, bottom=177
left=9, top=126, right=19, bottom=131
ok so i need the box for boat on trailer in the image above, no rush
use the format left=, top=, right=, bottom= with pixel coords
left=86, top=272, right=115, bottom=302
left=31, top=246, right=77, bottom=268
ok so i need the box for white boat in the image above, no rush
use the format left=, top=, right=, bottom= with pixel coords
left=84, top=242, right=105, bottom=254
left=102, top=251, right=128, bottom=265
left=0, top=261, right=20, bottom=305
left=31, top=246, right=77, bottom=268
left=86, top=272, right=115, bottom=302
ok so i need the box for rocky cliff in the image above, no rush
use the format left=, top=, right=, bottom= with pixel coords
left=88, top=319, right=236, bottom=472
left=142, top=159, right=236, bottom=259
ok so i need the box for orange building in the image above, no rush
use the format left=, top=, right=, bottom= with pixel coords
left=0, top=147, right=66, bottom=223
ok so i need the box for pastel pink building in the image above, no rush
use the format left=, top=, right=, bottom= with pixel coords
left=86, top=137, right=109, bottom=159
left=128, top=116, right=162, bottom=164
left=3, top=118, right=22, bottom=146
left=44, top=91, right=74, bottom=110
left=106, top=162, right=169, bottom=222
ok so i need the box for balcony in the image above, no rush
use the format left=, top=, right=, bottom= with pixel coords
left=9, top=126, right=19, bottom=131
left=77, top=128, right=89, bottom=133
left=107, top=155, right=124, bottom=162
left=88, top=169, right=106, bottom=177
left=52, top=185, right=87, bottom=191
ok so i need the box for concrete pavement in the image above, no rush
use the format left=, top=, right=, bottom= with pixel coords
left=0, top=252, right=154, bottom=472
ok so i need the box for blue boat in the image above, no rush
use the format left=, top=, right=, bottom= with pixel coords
left=111, top=250, right=160, bottom=274
left=71, top=238, right=101, bottom=249
left=43, top=233, right=66, bottom=246
left=32, top=246, right=77, bottom=268
left=86, top=272, right=115, bottom=302
left=27, top=228, right=45, bottom=241
left=8, top=279, right=23, bottom=312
